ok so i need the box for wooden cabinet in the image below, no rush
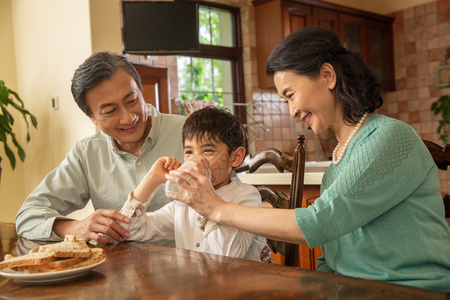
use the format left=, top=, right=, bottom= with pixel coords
left=283, top=2, right=312, bottom=33
left=313, top=7, right=339, bottom=31
left=339, top=14, right=395, bottom=90
left=254, top=0, right=395, bottom=90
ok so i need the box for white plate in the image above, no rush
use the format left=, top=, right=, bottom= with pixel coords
left=0, top=258, right=106, bottom=285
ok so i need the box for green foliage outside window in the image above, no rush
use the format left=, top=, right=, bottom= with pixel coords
left=177, top=5, right=235, bottom=109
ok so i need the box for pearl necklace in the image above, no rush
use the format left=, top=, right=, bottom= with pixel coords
left=332, top=112, right=368, bottom=166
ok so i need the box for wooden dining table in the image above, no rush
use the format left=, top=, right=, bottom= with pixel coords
left=0, top=222, right=448, bottom=299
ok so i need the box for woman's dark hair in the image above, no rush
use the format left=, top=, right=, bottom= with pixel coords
left=71, top=51, right=143, bottom=117
left=266, top=26, right=383, bottom=124
left=182, top=106, right=247, bottom=153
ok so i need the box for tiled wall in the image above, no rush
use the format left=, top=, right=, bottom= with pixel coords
left=247, top=90, right=335, bottom=161
left=385, top=0, right=450, bottom=192
left=126, top=0, right=450, bottom=192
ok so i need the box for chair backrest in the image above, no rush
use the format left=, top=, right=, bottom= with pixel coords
left=235, top=135, right=306, bottom=266
left=423, top=140, right=450, bottom=220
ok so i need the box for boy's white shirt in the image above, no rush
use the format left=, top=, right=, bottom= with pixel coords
left=119, top=178, right=266, bottom=262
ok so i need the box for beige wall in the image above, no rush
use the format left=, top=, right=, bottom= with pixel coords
left=0, top=0, right=23, bottom=221
left=90, top=0, right=122, bottom=52
left=0, top=0, right=122, bottom=222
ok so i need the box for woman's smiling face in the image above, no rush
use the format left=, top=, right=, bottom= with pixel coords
left=273, top=66, right=340, bottom=135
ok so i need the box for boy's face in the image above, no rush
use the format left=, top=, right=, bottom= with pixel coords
left=183, top=135, right=241, bottom=190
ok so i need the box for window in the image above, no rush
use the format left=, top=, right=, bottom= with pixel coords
left=177, top=3, right=245, bottom=120
left=177, top=57, right=233, bottom=107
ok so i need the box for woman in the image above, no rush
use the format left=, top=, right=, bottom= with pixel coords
left=166, top=27, right=450, bottom=292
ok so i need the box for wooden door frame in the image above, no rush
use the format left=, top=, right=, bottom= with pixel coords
left=133, top=63, right=171, bottom=114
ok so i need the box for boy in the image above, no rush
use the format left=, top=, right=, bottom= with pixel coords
left=119, top=107, right=266, bottom=261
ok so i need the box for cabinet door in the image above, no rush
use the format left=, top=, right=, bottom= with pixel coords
left=339, top=13, right=367, bottom=59
left=255, top=0, right=312, bottom=88
left=312, top=7, right=338, bottom=32
left=254, top=0, right=284, bottom=88
left=339, top=14, right=395, bottom=91
left=366, top=19, right=395, bottom=90
left=282, top=2, right=312, bottom=36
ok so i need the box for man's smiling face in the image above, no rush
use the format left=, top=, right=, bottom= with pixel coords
left=86, top=69, right=150, bottom=154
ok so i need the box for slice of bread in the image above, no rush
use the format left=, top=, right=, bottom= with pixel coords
left=46, top=256, right=86, bottom=269
left=67, top=248, right=105, bottom=269
left=0, top=235, right=105, bottom=274
left=0, top=252, right=56, bottom=269
left=14, top=256, right=88, bottom=273
left=37, top=236, right=92, bottom=258
left=18, top=248, right=106, bottom=273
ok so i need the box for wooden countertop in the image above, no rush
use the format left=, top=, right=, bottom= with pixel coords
left=1, top=223, right=448, bottom=299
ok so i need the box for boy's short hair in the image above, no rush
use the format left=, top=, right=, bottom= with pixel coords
left=182, top=106, right=247, bottom=153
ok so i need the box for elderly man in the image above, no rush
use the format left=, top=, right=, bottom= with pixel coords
left=16, top=52, right=186, bottom=245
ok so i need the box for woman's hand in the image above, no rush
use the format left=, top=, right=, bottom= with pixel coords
left=165, top=157, right=224, bottom=221
left=53, top=209, right=131, bottom=244
left=166, top=156, right=306, bottom=245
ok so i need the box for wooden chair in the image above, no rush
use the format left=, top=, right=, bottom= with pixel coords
left=422, top=140, right=450, bottom=221
left=235, top=135, right=306, bottom=267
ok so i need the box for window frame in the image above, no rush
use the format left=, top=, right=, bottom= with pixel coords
left=179, top=1, right=246, bottom=122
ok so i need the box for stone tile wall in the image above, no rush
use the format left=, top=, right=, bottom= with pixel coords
left=385, top=0, right=450, bottom=192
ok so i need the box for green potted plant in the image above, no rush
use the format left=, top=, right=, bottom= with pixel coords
left=0, top=80, right=38, bottom=170
left=431, top=48, right=450, bottom=144
left=431, top=94, right=450, bottom=144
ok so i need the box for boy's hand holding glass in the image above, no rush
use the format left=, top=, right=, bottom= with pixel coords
left=150, top=156, right=182, bottom=183
left=133, top=157, right=182, bottom=203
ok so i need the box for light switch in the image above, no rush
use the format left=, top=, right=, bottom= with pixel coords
left=52, top=96, right=59, bottom=110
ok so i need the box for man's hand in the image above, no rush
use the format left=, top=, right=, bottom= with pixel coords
left=53, top=209, right=131, bottom=244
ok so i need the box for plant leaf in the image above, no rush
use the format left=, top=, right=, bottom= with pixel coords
left=0, top=115, right=12, bottom=134
left=7, top=89, right=25, bottom=107
left=1, top=103, right=14, bottom=125
left=0, top=81, right=38, bottom=169
left=3, top=141, right=16, bottom=170
left=10, top=132, right=25, bottom=162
